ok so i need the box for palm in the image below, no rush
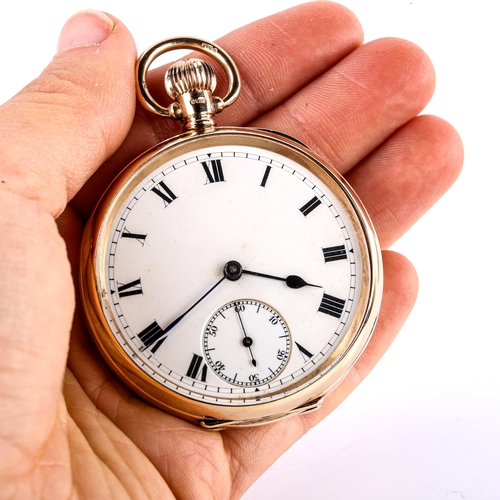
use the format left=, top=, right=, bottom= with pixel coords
left=0, top=3, right=462, bottom=499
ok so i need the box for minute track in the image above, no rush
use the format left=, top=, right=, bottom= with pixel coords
left=96, top=138, right=369, bottom=412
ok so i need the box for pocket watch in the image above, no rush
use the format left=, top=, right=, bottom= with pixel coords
left=80, top=37, right=382, bottom=429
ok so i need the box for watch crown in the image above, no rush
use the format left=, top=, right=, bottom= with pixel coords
left=136, top=38, right=240, bottom=132
left=165, top=58, right=217, bottom=98
left=164, top=58, right=221, bottom=132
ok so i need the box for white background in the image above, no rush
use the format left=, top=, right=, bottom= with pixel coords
left=1, top=1, right=498, bottom=499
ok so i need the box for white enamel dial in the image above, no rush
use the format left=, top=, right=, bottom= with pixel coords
left=87, top=131, right=378, bottom=416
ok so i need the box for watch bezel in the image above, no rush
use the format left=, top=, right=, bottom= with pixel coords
left=80, top=127, right=382, bottom=427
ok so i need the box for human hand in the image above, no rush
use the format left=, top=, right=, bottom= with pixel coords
left=0, top=4, right=462, bottom=499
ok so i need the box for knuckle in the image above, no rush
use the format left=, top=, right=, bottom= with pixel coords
left=23, top=66, right=92, bottom=104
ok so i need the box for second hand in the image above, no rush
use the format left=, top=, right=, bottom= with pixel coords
left=235, top=305, right=257, bottom=367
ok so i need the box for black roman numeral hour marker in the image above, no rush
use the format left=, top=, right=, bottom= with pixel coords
left=202, top=159, right=225, bottom=183
left=151, top=181, right=177, bottom=206
left=260, top=165, right=272, bottom=187
left=318, top=292, right=345, bottom=318
left=295, top=341, right=314, bottom=362
left=323, top=245, right=347, bottom=262
left=138, top=320, right=164, bottom=349
left=117, top=278, right=143, bottom=298
left=121, top=228, right=147, bottom=244
left=299, top=196, right=322, bottom=217
left=186, top=354, right=208, bottom=381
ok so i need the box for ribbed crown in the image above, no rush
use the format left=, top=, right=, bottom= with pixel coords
left=165, top=58, right=217, bottom=98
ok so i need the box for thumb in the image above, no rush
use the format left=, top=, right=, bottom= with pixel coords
left=0, top=9, right=137, bottom=217
left=0, top=10, right=136, bottom=488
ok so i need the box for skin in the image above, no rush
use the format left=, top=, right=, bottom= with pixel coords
left=0, top=3, right=463, bottom=499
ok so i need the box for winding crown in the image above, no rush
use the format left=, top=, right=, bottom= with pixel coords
left=163, top=58, right=219, bottom=131
left=165, top=58, right=217, bottom=98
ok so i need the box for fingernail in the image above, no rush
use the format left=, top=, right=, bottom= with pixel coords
left=57, top=9, right=114, bottom=53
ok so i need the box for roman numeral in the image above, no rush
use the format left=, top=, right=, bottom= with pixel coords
left=151, top=181, right=177, bottom=206
left=260, top=165, right=272, bottom=187
left=186, top=354, right=208, bottom=381
left=322, top=245, right=347, bottom=262
left=117, top=278, right=142, bottom=298
left=299, top=196, right=322, bottom=217
left=295, top=342, right=314, bottom=362
left=121, top=228, right=147, bottom=244
left=150, top=337, right=167, bottom=354
left=202, top=159, right=224, bottom=183
left=318, top=292, right=345, bottom=318
left=138, top=320, right=164, bottom=349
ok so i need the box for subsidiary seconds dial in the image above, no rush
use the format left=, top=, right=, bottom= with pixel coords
left=204, top=300, right=290, bottom=386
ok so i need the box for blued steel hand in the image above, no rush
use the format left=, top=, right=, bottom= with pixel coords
left=223, top=260, right=321, bottom=289
left=242, top=269, right=321, bottom=289
left=141, top=275, right=226, bottom=353
left=234, top=304, right=257, bottom=367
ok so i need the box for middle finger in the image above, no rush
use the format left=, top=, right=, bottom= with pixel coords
left=252, top=36, right=436, bottom=175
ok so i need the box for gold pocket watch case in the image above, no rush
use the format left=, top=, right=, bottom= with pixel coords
left=80, top=37, right=382, bottom=428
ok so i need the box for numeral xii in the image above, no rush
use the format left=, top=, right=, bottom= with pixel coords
left=202, top=159, right=224, bottom=183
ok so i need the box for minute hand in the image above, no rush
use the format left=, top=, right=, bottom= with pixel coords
left=241, top=269, right=321, bottom=289
left=142, top=275, right=226, bottom=353
left=163, top=275, right=226, bottom=334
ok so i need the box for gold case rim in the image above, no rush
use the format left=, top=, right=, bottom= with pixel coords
left=79, top=127, right=383, bottom=427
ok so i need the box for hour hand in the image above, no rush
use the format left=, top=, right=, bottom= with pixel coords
left=223, top=260, right=321, bottom=289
